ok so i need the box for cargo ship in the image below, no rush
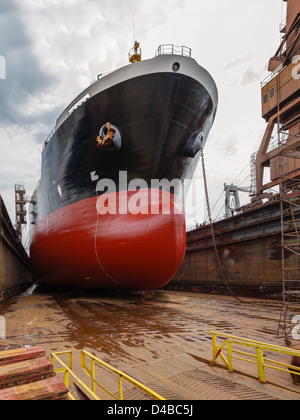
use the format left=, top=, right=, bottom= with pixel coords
left=170, top=0, right=300, bottom=299
left=29, top=43, right=218, bottom=290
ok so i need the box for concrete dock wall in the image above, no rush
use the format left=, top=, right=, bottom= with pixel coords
left=170, top=199, right=297, bottom=298
left=0, top=196, right=32, bottom=301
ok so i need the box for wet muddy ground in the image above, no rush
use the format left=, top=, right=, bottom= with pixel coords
left=0, top=286, right=299, bottom=399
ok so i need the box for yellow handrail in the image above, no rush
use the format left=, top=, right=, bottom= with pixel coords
left=210, top=331, right=300, bottom=384
left=51, top=351, right=100, bottom=400
left=51, top=350, right=165, bottom=401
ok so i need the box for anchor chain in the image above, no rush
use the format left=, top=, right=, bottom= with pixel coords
left=200, top=147, right=245, bottom=304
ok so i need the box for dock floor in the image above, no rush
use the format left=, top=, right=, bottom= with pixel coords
left=0, top=287, right=299, bottom=400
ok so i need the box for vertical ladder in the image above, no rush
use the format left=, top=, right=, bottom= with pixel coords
left=277, top=133, right=300, bottom=344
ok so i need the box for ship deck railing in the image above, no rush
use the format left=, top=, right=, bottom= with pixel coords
left=42, top=127, right=56, bottom=151
left=210, top=331, right=300, bottom=384
left=155, top=44, right=192, bottom=58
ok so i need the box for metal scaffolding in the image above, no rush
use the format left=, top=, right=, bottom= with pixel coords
left=256, top=0, right=300, bottom=343
left=277, top=133, right=300, bottom=344
left=15, top=184, right=30, bottom=243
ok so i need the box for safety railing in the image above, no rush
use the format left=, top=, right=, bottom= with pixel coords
left=156, top=44, right=192, bottom=58
left=260, top=62, right=285, bottom=88
left=42, top=126, right=56, bottom=151
left=51, top=350, right=165, bottom=401
left=210, top=331, right=300, bottom=384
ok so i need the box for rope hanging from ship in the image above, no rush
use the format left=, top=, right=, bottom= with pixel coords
left=200, top=146, right=246, bottom=304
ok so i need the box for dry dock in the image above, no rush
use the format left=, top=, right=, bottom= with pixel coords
left=0, top=196, right=32, bottom=302
left=171, top=199, right=286, bottom=298
left=0, top=287, right=299, bottom=400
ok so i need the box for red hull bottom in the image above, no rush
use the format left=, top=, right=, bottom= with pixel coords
left=30, top=190, right=186, bottom=290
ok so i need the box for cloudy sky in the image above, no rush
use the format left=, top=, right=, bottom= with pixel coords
left=0, top=0, right=286, bottom=238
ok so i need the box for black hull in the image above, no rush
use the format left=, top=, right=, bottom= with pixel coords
left=33, top=71, right=216, bottom=223
left=29, top=50, right=218, bottom=290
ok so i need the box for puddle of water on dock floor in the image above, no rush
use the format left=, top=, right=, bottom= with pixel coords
left=0, top=287, right=286, bottom=368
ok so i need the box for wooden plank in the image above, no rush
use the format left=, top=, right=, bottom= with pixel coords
left=0, top=347, right=45, bottom=367
left=0, top=377, right=69, bottom=400
left=0, top=356, right=54, bottom=389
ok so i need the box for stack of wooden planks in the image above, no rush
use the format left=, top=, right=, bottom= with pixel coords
left=0, top=346, right=69, bottom=400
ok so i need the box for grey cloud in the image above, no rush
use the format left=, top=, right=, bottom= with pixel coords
left=216, top=134, right=239, bottom=157
left=224, top=53, right=254, bottom=71
left=0, top=0, right=16, bottom=15
left=240, top=66, right=266, bottom=86
left=0, top=0, right=189, bottom=133
left=0, top=0, right=58, bottom=128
